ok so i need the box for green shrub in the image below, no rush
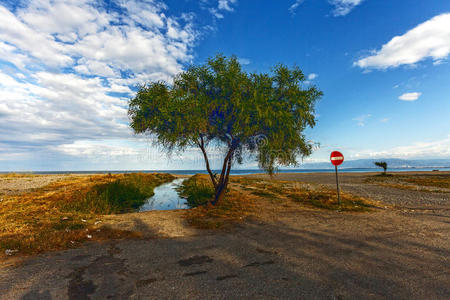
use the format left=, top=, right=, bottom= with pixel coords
left=178, top=175, right=215, bottom=208
left=63, top=173, right=175, bottom=214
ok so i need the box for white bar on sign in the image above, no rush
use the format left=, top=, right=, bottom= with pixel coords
left=331, top=156, right=344, bottom=160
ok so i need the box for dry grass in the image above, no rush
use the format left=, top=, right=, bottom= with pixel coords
left=0, top=173, right=171, bottom=257
left=183, top=175, right=377, bottom=229
left=1, top=172, right=381, bottom=256
left=286, top=186, right=374, bottom=211
left=246, top=179, right=375, bottom=211
left=183, top=175, right=258, bottom=229
left=401, top=175, right=449, bottom=188
left=184, top=190, right=258, bottom=229
left=365, top=174, right=450, bottom=192
left=0, top=172, right=38, bottom=179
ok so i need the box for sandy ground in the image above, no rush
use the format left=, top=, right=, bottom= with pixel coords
left=0, top=174, right=85, bottom=196
left=0, top=172, right=449, bottom=299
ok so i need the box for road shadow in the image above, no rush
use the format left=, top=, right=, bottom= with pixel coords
left=1, top=208, right=449, bottom=299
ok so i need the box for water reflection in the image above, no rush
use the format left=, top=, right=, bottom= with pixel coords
left=139, top=178, right=188, bottom=211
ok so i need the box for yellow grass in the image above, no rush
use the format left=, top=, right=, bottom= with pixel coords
left=365, top=174, right=450, bottom=192
left=0, top=173, right=171, bottom=257
left=183, top=175, right=377, bottom=229
left=182, top=175, right=258, bottom=229
left=0, top=172, right=37, bottom=178
left=1, top=172, right=380, bottom=257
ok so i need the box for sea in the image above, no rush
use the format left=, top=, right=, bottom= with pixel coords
left=3, top=167, right=450, bottom=175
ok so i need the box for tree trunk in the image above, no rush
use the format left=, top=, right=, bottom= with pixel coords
left=211, top=146, right=233, bottom=206
left=212, top=180, right=228, bottom=206
left=197, top=136, right=235, bottom=207
left=198, top=137, right=217, bottom=188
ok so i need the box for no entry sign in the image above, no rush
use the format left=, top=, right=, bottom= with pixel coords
left=330, top=151, right=344, bottom=205
left=330, top=151, right=344, bottom=166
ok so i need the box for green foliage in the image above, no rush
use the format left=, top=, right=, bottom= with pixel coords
left=63, top=173, right=174, bottom=214
left=178, top=175, right=215, bottom=208
left=128, top=54, right=322, bottom=176
left=374, top=161, right=388, bottom=174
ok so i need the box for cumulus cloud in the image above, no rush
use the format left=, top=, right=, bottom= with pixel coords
left=0, top=0, right=199, bottom=167
left=399, top=92, right=421, bottom=101
left=329, top=0, right=364, bottom=16
left=355, top=13, right=450, bottom=69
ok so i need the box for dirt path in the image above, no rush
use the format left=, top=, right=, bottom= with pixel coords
left=1, top=173, right=449, bottom=299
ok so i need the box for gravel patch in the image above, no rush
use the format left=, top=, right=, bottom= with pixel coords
left=0, top=174, right=82, bottom=195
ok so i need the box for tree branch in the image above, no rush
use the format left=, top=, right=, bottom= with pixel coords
left=212, top=151, right=233, bottom=205
left=197, top=136, right=217, bottom=187
left=224, top=153, right=232, bottom=187
left=218, top=146, right=234, bottom=186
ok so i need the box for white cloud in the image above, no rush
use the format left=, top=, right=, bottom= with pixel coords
left=0, top=0, right=198, bottom=165
left=399, top=92, right=421, bottom=101
left=329, top=0, right=364, bottom=16
left=352, top=135, right=450, bottom=159
left=307, top=73, right=318, bottom=80
left=290, top=0, right=361, bottom=16
left=208, top=8, right=223, bottom=19
left=206, top=0, right=237, bottom=18
left=56, top=140, right=139, bottom=157
left=0, top=5, right=73, bottom=68
left=380, top=118, right=389, bottom=123
left=0, top=1, right=196, bottom=77
left=289, top=0, right=304, bottom=14
left=218, top=0, right=237, bottom=11
left=238, top=58, right=251, bottom=65
left=355, top=13, right=450, bottom=69
left=352, top=114, right=371, bottom=126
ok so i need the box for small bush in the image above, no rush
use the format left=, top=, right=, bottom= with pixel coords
left=178, top=175, right=215, bottom=207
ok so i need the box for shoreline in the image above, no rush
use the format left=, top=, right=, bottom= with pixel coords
left=1, top=169, right=450, bottom=176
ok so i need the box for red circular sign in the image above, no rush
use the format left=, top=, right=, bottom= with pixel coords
left=330, top=151, right=344, bottom=166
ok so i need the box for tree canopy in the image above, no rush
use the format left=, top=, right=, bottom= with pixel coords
left=128, top=54, right=322, bottom=205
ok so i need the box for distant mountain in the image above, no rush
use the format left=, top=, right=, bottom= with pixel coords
left=299, top=158, right=450, bottom=169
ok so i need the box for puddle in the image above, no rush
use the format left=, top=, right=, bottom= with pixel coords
left=139, top=178, right=188, bottom=211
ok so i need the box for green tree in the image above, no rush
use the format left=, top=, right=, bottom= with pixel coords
left=128, top=54, right=322, bottom=205
left=374, top=161, right=388, bottom=175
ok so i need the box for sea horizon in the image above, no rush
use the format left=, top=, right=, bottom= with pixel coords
left=2, top=167, right=450, bottom=175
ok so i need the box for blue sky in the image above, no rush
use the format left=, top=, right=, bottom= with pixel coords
left=0, top=0, right=449, bottom=171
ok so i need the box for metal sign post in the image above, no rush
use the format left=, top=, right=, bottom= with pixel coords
left=330, top=151, right=344, bottom=205
left=334, top=165, right=340, bottom=205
